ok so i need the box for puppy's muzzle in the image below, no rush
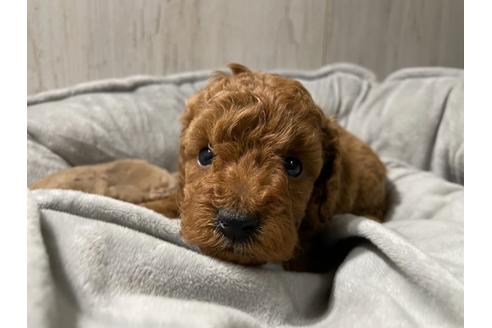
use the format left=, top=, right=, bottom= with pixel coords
left=216, top=208, right=259, bottom=243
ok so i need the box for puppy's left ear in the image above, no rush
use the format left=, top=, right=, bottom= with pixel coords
left=288, top=117, right=350, bottom=271
left=304, top=117, right=355, bottom=232
left=306, top=116, right=387, bottom=233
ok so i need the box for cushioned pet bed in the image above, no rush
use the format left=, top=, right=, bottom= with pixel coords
left=27, top=64, right=464, bottom=328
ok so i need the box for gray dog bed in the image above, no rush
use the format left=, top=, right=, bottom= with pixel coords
left=27, top=64, right=463, bottom=327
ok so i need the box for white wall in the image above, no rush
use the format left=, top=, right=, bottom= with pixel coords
left=27, top=0, right=463, bottom=94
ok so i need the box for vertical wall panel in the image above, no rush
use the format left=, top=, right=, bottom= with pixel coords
left=324, top=0, right=463, bottom=77
left=27, top=0, right=463, bottom=94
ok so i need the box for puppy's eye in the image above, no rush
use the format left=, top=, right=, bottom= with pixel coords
left=284, top=157, right=302, bottom=177
left=198, top=147, right=214, bottom=166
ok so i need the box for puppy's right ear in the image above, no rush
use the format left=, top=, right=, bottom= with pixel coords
left=177, top=90, right=207, bottom=206
left=181, top=93, right=202, bottom=133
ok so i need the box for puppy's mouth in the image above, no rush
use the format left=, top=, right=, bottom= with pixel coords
left=202, top=227, right=267, bottom=265
left=180, top=209, right=298, bottom=265
left=220, top=237, right=258, bottom=255
left=213, top=243, right=267, bottom=266
left=214, top=224, right=260, bottom=246
left=212, top=221, right=258, bottom=254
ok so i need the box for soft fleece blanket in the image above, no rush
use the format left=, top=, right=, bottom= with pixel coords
left=27, top=64, right=464, bottom=327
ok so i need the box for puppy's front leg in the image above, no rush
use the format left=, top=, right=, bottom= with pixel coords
left=30, top=159, right=180, bottom=217
left=139, top=195, right=180, bottom=218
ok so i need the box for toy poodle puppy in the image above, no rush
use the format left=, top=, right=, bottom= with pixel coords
left=31, top=64, right=387, bottom=272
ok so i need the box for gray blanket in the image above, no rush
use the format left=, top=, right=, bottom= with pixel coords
left=27, top=64, right=464, bottom=327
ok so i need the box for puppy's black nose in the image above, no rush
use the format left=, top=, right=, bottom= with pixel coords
left=216, top=208, right=259, bottom=242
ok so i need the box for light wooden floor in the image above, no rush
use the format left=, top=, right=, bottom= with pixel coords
left=27, top=0, right=463, bottom=95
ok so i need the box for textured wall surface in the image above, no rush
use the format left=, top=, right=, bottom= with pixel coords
left=27, top=0, right=463, bottom=94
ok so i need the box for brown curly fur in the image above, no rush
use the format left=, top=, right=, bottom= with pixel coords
left=176, top=64, right=386, bottom=269
left=30, top=64, right=387, bottom=271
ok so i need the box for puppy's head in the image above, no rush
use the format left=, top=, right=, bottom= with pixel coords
left=177, top=64, right=338, bottom=265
